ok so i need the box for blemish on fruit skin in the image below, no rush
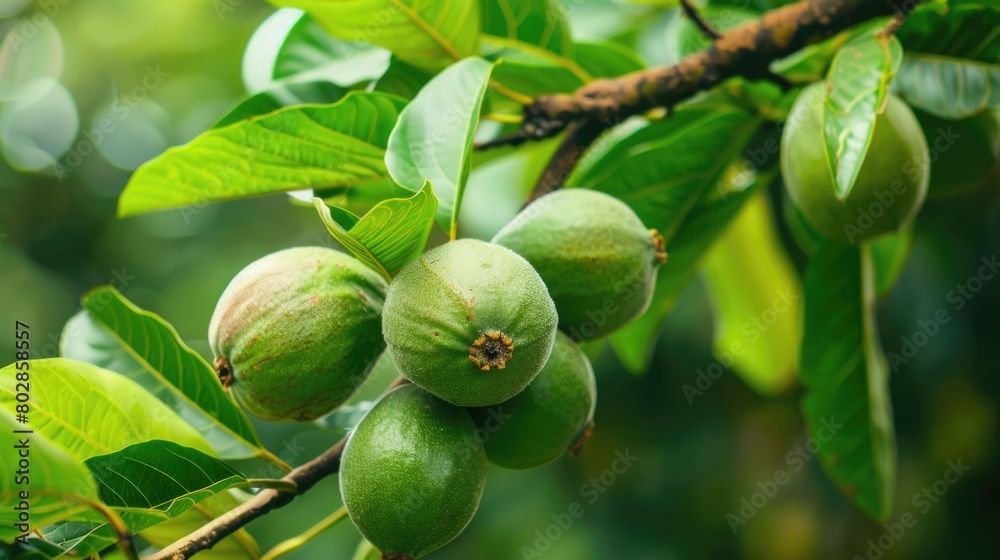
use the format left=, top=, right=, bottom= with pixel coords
left=358, top=290, right=371, bottom=303
left=310, top=295, right=322, bottom=305
left=433, top=331, right=440, bottom=336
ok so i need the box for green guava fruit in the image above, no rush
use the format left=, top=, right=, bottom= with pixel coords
left=340, top=384, right=487, bottom=560
left=471, top=331, right=597, bottom=470
left=209, top=247, right=387, bottom=422
left=781, top=82, right=929, bottom=245
left=491, top=189, right=666, bottom=341
left=915, top=108, right=1000, bottom=197
left=382, top=239, right=558, bottom=407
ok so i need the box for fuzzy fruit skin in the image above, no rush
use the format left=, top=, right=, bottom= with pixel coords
left=492, top=189, right=665, bottom=341
left=471, top=332, right=597, bottom=470
left=781, top=82, right=929, bottom=245
left=209, top=247, right=387, bottom=422
left=382, top=239, right=558, bottom=407
left=340, top=384, right=486, bottom=559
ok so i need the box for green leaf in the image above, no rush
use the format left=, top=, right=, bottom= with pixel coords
left=870, top=225, right=914, bottom=297
left=39, top=492, right=260, bottom=560
left=244, top=8, right=390, bottom=92
left=269, top=0, right=479, bottom=73
left=386, top=57, right=495, bottom=236
left=895, top=4, right=1000, bottom=118
left=0, top=409, right=102, bottom=543
left=117, top=92, right=407, bottom=217
left=610, top=169, right=772, bottom=373
left=214, top=81, right=349, bottom=129
left=700, top=190, right=802, bottom=396
left=314, top=181, right=438, bottom=279
left=45, top=441, right=252, bottom=556
left=60, top=287, right=270, bottom=463
left=822, top=33, right=904, bottom=200
left=573, top=41, right=645, bottom=78
left=800, top=242, right=895, bottom=520
left=482, top=34, right=591, bottom=96
left=481, top=0, right=573, bottom=55
left=0, top=358, right=214, bottom=461
left=566, top=103, right=761, bottom=242
left=85, top=440, right=246, bottom=515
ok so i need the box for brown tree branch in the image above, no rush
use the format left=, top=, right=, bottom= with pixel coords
left=145, top=376, right=408, bottom=560
left=485, top=0, right=922, bottom=200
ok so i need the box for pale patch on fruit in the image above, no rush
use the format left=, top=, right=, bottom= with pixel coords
left=468, top=331, right=515, bottom=371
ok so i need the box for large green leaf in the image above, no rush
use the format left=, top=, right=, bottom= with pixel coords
left=610, top=169, right=771, bottom=373
left=822, top=33, right=903, bottom=200
left=43, top=441, right=251, bottom=557
left=0, top=359, right=214, bottom=461
left=800, top=242, right=895, bottom=520
left=214, top=81, right=350, bottom=129
left=895, top=4, right=1000, bottom=118
left=60, top=287, right=271, bottom=464
left=314, top=181, right=438, bottom=279
left=117, top=92, right=407, bottom=217
left=481, top=0, right=572, bottom=55
left=566, top=103, right=761, bottom=242
left=85, top=440, right=246, bottom=518
left=386, top=57, right=495, bottom=236
left=269, top=0, right=479, bottom=73
left=0, top=408, right=102, bottom=543
left=700, top=190, right=802, bottom=396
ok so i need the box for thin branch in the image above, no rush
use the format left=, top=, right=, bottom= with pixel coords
left=680, top=0, right=721, bottom=40
left=526, top=120, right=607, bottom=204
left=486, top=0, right=923, bottom=191
left=145, top=376, right=409, bottom=560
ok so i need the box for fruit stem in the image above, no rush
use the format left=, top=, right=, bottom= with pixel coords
left=259, top=506, right=350, bottom=560
left=240, top=479, right=299, bottom=493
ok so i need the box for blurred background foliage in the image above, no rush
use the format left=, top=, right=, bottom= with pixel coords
left=1, top=0, right=999, bottom=559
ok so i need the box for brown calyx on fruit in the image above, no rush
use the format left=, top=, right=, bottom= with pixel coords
left=468, top=330, right=515, bottom=371
left=214, top=356, right=234, bottom=390
left=650, top=229, right=667, bottom=265
left=569, top=421, right=595, bottom=457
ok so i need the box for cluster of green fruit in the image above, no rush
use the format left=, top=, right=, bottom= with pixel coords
left=781, top=83, right=999, bottom=245
left=208, top=189, right=666, bottom=559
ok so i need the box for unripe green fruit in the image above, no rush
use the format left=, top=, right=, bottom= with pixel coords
left=471, top=332, right=597, bottom=470
left=915, top=108, right=1000, bottom=197
left=340, top=384, right=486, bottom=560
left=781, top=82, right=929, bottom=245
left=209, top=247, right=387, bottom=422
left=492, top=189, right=666, bottom=341
left=382, top=239, right=558, bottom=407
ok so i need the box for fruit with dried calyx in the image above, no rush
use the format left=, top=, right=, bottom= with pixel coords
left=781, top=82, right=929, bottom=245
left=471, top=331, right=597, bottom=470
left=381, top=239, right=558, bottom=407
left=340, top=384, right=487, bottom=560
left=208, top=247, right=387, bottom=422
left=492, top=189, right=666, bottom=341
